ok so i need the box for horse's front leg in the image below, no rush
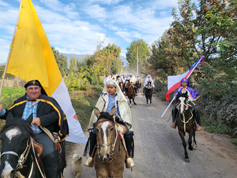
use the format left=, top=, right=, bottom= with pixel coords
left=129, top=99, right=132, bottom=107
left=192, top=130, right=197, bottom=150
left=188, top=131, right=193, bottom=151
left=179, top=130, right=189, bottom=162
left=133, top=98, right=137, bottom=105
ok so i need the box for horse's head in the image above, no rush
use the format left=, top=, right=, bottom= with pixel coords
left=176, top=92, right=190, bottom=113
left=0, top=114, right=34, bottom=178
left=125, top=80, right=130, bottom=88
left=94, top=107, right=117, bottom=162
left=146, top=82, right=152, bottom=89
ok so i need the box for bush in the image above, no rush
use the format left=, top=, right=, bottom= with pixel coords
left=64, top=72, right=89, bottom=91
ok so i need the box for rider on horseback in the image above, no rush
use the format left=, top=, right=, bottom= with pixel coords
left=84, top=79, right=135, bottom=168
left=0, top=80, right=69, bottom=178
left=135, top=75, right=141, bottom=82
left=129, top=74, right=137, bottom=94
left=143, top=75, right=155, bottom=93
left=170, top=78, right=202, bottom=131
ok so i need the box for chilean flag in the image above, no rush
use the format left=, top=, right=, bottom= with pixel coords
left=166, top=56, right=205, bottom=101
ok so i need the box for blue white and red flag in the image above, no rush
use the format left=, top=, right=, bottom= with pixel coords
left=166, top=56, right=205, bottom=101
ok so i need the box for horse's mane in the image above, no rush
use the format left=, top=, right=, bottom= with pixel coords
left=98, top=112, right=114, bottom=121
left=0, top=119, right=35, bottom=138
left=176, top=92, right=188, bottom=102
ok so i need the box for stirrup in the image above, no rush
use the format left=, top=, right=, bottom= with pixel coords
left=126, top=157, right=135, bottom=168
left=196, top=124, right=202, bottom=131
left=170, top=122, right=176, bottom=129
left=84, top=156, right=94, bottom=167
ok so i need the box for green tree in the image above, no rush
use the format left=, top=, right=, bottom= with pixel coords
left=51, top=47, right=68, bottom=76
left=126, top=39, right=150, bottom=69
left=69, top=56, right=77, bottom=72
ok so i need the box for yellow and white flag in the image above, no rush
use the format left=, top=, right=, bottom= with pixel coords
left=6, top=0, right=87, bottom=144
left=120, top=68, right=123, bottom=75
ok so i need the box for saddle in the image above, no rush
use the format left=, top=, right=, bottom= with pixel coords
left=117, top=123, right=128, bottom=135
left=33, top=139, right=43, bottom=157
left=115, top=114, right=128, bottom=135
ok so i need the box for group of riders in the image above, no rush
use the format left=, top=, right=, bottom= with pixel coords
left=0, top=75, right=202, bottom=177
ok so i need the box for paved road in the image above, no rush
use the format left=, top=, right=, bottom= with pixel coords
left=64, top=95, right=237, bottom=178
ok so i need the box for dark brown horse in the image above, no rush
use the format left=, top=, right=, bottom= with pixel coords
left=135, top=81, right=141, bottom=93
left=145, top=82, right=153, bottom=105
left=125, top=80, right=136, bottom=107
left=93, top=107, right=126, bottom=178
left=175, top=92, right=197, bottom=162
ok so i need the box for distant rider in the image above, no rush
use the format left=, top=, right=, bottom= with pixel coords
left=143, top=75, right=155, bottom=93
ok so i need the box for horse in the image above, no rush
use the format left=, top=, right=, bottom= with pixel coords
left=135, top=81, right=141, bottom=93
left=0, top=114, right=45, bottom=178
left=119, top=81, right=124, bottom=93
left=125, top=80, right=137, bottom=107
left=175, top=92, right=197, bottom=162
left=0, top=114, right=66, bottom=178
left=145, top=82, right=153, bottom=105
left=93, top=107, right=127, bottom=178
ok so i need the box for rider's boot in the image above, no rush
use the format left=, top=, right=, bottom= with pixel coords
left=84, top=131, right=97, bottom=167
left=193, top=109, right=202, bottom=131
left=170, top=107, right=177, bottom=129
left=124, top=131, right=135, bottom=168
left=143, top=87, right=146, bottom=96
left=42, top=150, right=60, bottom=178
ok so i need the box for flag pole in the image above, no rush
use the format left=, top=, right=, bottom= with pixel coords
left=161, top=96, right=175, bottom=117
left=161, top=57, right=203, bottom=117
left=0, top=1, right=22, bottom=98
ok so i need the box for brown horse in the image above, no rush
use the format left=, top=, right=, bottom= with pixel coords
left=125, top=80, right=137, bottom=107
left=93, top=107, right=126, bottom=178
left=119, top=81, right=124, bottom=92
left=175, top=92, right=197, bottom=162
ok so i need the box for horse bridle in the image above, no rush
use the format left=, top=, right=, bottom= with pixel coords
left=177, top=99, right=193, bottom=132
left=1, top=137, right=46, bottom=178
left=96, top=119, right=119, bottom=160
left=1, top=137, right=32, bottom=169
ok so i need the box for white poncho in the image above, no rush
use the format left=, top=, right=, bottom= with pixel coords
left=88, top=80, right=133, bottom=131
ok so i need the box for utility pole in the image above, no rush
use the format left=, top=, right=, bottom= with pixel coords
left=137, top=46, right=138, bottom=76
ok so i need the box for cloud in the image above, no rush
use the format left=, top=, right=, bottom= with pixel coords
left=0, top=0, right=9, bottom=7
left=0, top=38, right=11, bottom=63
left=84, top=4, right=106, bottom=20
left=39, top=0, right=79, bottom=19
left=152, top=0, right=178, bottom=10
left=109, top=5, right=173, bottom=43
left=0, top=8, right=19, bottom=34
left=88, top=0, right=123, bottom=5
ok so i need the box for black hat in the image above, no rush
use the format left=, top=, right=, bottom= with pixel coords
left=24, top=80, right=47, bottom=96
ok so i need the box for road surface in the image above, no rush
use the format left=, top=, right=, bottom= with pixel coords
left=63, top=95, right=237, bottom=178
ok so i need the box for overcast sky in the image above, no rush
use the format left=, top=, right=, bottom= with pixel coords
left=0, top=0, right=178, bottom=63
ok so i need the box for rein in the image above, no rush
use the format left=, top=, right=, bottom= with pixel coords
left=177, top=102, right=193, bottom=132
left=1, top=138, right=32, bottom=169
left=96, top=119, right=119, bottom=159
left=1, top=137, right=46, bottom=178
left=96, top=119, right=121, bottom=177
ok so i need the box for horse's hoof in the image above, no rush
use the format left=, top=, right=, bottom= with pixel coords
left=189, top=146, right=193, bottom=151
left=134, top=103, right=137, bottom=105
left=184, top=158, right=190, bottom=162
left=193, top=144, right=197, bottom=150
